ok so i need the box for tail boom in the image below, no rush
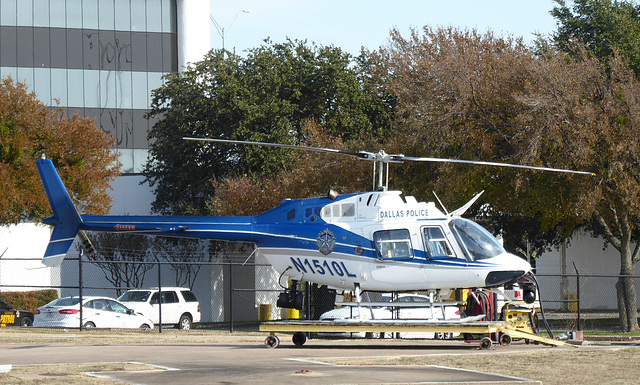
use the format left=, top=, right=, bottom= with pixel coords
left=37, top=158, right=83, bottom=267
left=37, top=158, right=260, bottom=266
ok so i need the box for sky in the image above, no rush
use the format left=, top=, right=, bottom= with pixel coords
left=209, top=1, right=561, bottom=56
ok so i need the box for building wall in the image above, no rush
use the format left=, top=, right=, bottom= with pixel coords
left=536, top=230, right=640, bottom=310
left=0, top=223, right=57, bottom=293
left=0, top=0, right=180, bottom=173
left=176, top=0, right=211, bottom=69
left=108, top=174, right=155, bottom=215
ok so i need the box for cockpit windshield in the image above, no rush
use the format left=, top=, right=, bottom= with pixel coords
left=449, top=218, right=505, bottom=261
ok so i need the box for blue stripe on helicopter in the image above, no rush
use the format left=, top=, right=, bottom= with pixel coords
left=79, top=216, right=497, bottom=268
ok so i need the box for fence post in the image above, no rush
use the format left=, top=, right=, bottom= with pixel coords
left=573, top=262, right=581, bottom=331
left=79, top=249, right=83, bottom=330
left=305, top=283, right=311, bottom=321
left=229, top=258, right=234, bottom=333
left=157, top=258, right=162, bottom=333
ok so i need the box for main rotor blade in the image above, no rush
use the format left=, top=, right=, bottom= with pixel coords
left=182, top=137, right=365, bottom=158
left=183, top=137, right=595, bottom=176
left=400, top=156, right=596, bottom=176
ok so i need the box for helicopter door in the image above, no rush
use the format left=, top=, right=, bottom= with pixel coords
left=369, top=228, right=427, bottom=285
left=372, top=229, right=413, bottom=261
left=422, top=226, right=455, bottom=260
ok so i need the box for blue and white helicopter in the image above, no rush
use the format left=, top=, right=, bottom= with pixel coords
left=36, top=138, right=592, bottom=309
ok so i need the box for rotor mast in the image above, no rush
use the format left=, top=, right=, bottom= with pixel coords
left=358, top=150, right=404, bottom=191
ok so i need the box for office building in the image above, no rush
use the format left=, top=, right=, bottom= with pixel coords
left=0, top=0, right=209, bottom=174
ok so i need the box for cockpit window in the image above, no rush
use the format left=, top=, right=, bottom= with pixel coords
left=448, top=218, right=505, bottom=261
left=422, top=226, right=454, bottom=259
left=373, top=229, right=413, bottom=260
left=305, top=207, right=322, bottom=218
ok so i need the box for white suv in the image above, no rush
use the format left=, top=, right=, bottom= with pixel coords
left=117, top=287, right=201, bottom=330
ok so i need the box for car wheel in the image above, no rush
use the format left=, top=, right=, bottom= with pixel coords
left=21, top=318, right=33, bottom=327
left=140, top=324, right=151, bottom=330
left=83, top=321, right=96, bottom=328
left=177, top=315, right=192, bottom=330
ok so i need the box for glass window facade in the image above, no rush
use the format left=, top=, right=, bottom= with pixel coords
left=0, top=0, right=178, bottom=173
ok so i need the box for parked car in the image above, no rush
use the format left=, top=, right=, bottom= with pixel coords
left=319, top=293, right=460, bottom=339
left=0, top=299, right=34, bottom=327
left=117, top=287, right=201, bottom=330
left=33, top=296, right=154, bottom=329
left=320, top=293, right=460, bottom=321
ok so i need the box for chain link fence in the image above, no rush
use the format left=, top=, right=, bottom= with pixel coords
left=536, top=273, right=640, bottom=332
left=0, top=247, right=335, bottom=332
left=0, top=250, right=637, bottom=333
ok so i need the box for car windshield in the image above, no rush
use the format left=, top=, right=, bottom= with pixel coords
left=47, top=297, right=81, bottom=307
left=449, top=218, right=505, bottom=261
left=118, top=291, right=151, bottom=302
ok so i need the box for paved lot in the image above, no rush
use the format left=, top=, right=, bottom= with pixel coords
left=0, top=336, right=562, bottom=384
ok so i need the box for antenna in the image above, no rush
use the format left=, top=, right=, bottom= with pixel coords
left=432, top=191, right=449, bottom=215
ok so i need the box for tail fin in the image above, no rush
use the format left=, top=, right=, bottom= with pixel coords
left=36, top=158, right=83, bottom=267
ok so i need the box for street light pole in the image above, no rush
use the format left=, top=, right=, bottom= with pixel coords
left=210, top=9, right=251, bottom=53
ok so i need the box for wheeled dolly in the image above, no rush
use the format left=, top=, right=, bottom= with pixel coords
left=259, top=319, right=570, bottom=349
left=264, top=332, right=307, bottom=348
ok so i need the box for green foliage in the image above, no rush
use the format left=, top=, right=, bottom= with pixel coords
left=208, top=121, right=375, bottom=216
left=551, top=0, right=640, bottom=78
left=145, top=39, right=394, bottom=215
left=0, top=289, right=58, bottom=313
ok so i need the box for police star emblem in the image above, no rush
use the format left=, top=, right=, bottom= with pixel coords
left=316, top=229, right=336, bottom=255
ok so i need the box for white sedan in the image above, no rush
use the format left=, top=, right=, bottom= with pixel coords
left=33, top=296, right=154, bottom=330
left=320, top=293, right=460, bottom=321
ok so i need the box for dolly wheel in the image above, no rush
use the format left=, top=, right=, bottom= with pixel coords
left=480, top=337, right=493, bottom=350
left=499, top=333, right=512, bottom=346
left=265, top=334, right=280, bottom=349
left=292, top=332, right=307, bottom=347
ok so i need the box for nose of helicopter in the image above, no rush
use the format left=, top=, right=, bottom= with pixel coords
left=484, top=252, right=532, bottom=287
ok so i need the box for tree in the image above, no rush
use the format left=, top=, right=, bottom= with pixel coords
left=151, top=237, right=209, bottom=288
left=378, top=26, right=640, bottom=331
left=551, top=0, right=640, bottom=78
left=87, top=233, right=155, bottom=296
left=144, top=40, right=394, bottom=216
left=550, top=0, right=640, bottom=331
left=520, top=50, right=640, bottom=331
left=0, top=78, right=119, bottom=223
left=375, top=27, right=581, bottom=256
left=207, top=120, right=374, bottom=216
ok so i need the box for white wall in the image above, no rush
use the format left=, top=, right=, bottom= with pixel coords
left=536, top=230, right=640, bottom=310
left=537, top=231, right=624, bottom=275
left=0, top=223, right=57, bottom=292
left=177, top=0, right=212, bottom=71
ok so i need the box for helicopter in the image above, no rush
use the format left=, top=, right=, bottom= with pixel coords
left=35, top=139, right=593, bottom=310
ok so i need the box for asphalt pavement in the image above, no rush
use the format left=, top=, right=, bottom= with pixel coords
left=0, top=337, right=555, bottom=384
